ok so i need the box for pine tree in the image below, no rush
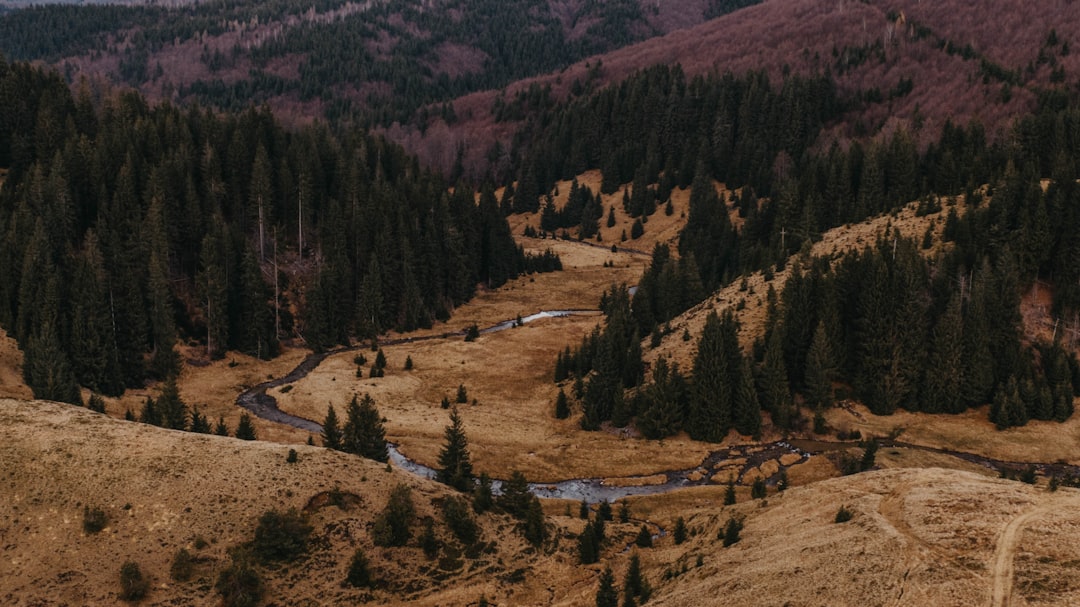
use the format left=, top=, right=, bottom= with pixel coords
left=157, top=376, right=188, bottom=431
left=322, top=404, right=342, bottom=450
left=69, top=231, right=123, bottom=395
left=472, top=472, right=494, bottom=513
left=497, top=470, right=532, bottom=518
left=555, top=387, right=571, bottom=419
left=689, top=311, right=734, bottom=441
left=189, top=407, right=211, bottom=434
left=524, top=496, right=547, bottom=547
left=673, top=517, right=687, bottom=544
left=635, top=525, right=653, bottom=548
left=214, top=415, right=229, bottom=436
left=759, top=328, right=792, bottom=429
left=804, top=320, right=835, bottom=410
left=342, top=394, right=388, bottom=462
left=921, top=293, right=965, bottom=413
left=579, top=523, right=599, bottom=564
left=733, top=357, right=762, bottom=438
left=624, top=553, right=645, bottom=602
left=596, top=567, right=618, bottom=607
left=437, top=406, right=473, bottom=491
left=235, top=412, right=257, bottom=440
left=140, top=397, right=161, bottom=427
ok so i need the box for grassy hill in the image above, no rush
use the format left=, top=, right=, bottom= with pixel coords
left=5, top=397, right=1080, bottom=605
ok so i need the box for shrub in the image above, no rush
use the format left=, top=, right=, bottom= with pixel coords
left=443, top=496, right=479, bottom=545
left=346, top=548, right=373, bottom=588
left=751, top=477, right=767, bottom=499
left=421, top=518, right=439, bottom=559
left=721, top=517, right=743, bottom=547
left=1020, top=466, right=1038, bottom=485
left=252, top=508, right=312, bottom=562
left=170, top=548, right=195, bottom=582
left=286, top=449, right=298, bottom=463
left=119, top=561, right=149, bottom=601
left=464, top=325, right=480, bottom=341
left=216, top=549, right=262, bottom=607
left=83, top=506, right=107, bottom=534
left=373, top=484, right=414, bottom=547
left=456, top=384, right=468, bottom=404
left=404, top=355, right=413, bottom=370
left=835, top=505, right=853, bottom=523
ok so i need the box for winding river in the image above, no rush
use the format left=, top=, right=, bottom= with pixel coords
left=237, top=311, right=1080, bottom=502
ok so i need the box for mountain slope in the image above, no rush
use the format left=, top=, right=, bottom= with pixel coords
left=395, top=0, right=1080, bottom=176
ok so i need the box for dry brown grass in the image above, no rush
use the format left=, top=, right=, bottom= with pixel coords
left=0, top=399, right=665, bottom=607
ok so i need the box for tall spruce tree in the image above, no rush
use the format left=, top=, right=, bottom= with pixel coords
left=437, top=406, right=473, bottom=491
left=321, top=404, right=342, bottom=450
left=803, top=320, right=835, bottom=410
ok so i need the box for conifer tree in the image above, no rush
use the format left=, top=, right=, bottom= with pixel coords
left=921, top=293, right=965, bottom=413
left=497, top=470, right=532, bottom=518
left=733, top=357, right=762, bottom=438
left=579, top=523, right=599, bottom=564
left=214, top=415, right=229, bottom=436
left=803, top=319, right=835, bottom=410
left=189, top=407, right=211, bottom=434
left=342, top=394, right=388, bottom=462
left=624, top=553, right=646, bottom=603
left=322, top=404, right=342, bottom=450
left=689, top=311, right=734, bottom=441
left=555, top=387, right=571, bottom=419
left=157, top=376, right=188, bottom=431
left=596, top=567, right=618, bottom=607
left=69, top=231, right=123, bottom=395
left=524, top=496, right=547, bottom=547
left=437, top=406, right=473, bottom=491
left=635, top=525, right=653, bottom=548
left=759, top=327, right=792, bottom=429
left=235, top=412, right=257, bottom=440
left=140, top=397, right=161, bottom=427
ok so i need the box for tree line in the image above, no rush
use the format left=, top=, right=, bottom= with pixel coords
left=0, top=55, right=556, bottom=404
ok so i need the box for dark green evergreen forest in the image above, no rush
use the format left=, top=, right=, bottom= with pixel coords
left=535, top=66, right=1080, bottom=435
left=0, top=55, right=553, bottom=404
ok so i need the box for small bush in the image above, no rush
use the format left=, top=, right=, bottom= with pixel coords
left=373, top=484, right=414, bottom=547
left=1020, top=466, right=1038, bottom=485
left=721, top=517, right=743, bottom=547
left=456, top=384, right=468, bottom=404
left=252, top=508, right=312, bottom=562
left=216, top=549, right=262, bottom=607
left=83, top=506, right=108, bottom=534
left=464, top=325, right=480, bottom=341
left=750, top=477, right=767, bottom=499
left=170, top=548, right=195, bottom=582
left=443, top=495, right=479, bottom=545
left=119, top=561, right=149, bottom=601
left=286, top=449, right=298, bottom=463
left=404, top=355, right=413, bottom=370
left=835, top=505, right=853, bottom=523
left=346, top=548, right=373, bottom=588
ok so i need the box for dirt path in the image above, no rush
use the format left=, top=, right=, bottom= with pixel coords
left=989, top=499, right=1061, bottom=607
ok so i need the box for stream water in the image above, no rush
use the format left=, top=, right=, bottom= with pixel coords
left=236, top=310, right=1080, bottom=503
